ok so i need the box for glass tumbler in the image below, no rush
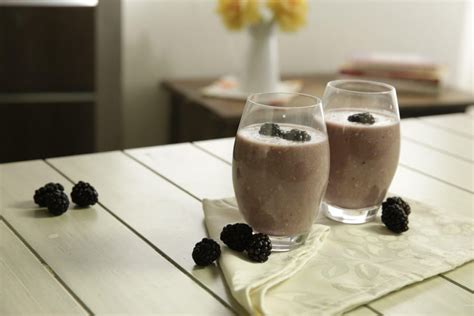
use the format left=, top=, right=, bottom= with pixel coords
left=322, top=80, right=401, bottom=224
left=232, top=92, right=330, bottom=251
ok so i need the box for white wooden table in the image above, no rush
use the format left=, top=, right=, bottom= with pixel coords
left=1, top=112, right=473, bottom=315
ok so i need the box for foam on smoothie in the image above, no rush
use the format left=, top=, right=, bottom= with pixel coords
left=237, top=124, right=327, bottom=147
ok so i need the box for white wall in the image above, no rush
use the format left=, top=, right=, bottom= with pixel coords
left=457, top=0, right=473, bottom=92
left=96, top=0, right=123, bottom=151
left=121, top=0, right=473, bottom=149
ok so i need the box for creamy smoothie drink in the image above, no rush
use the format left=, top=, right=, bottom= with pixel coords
left=233, top=124, right=330, bottom=236
left=322, top=80, right=401, bottom=224
left=324, top=110, right=400, bottom=209
left=232, top=92, right=329, bottom=251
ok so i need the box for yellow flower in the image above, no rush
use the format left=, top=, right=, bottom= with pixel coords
left=217, top=0, right=261, bottom=30
left=267, top=0, right=308, bottom=32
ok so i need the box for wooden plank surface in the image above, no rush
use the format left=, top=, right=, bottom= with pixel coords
left=0, top=221, right=88, bottom=315
left=400, top=140, right=473, bottom=192
left=443, top=261, right=474, bottom=291
left=466, top=106, right=474, bottom=117
left=401, top=119, right=474, bottom=162
left=421, top=113, right=474, bottom=138
left=126, top=144, right=234, bottom=200
left=0, top=160, right=231, bottom=315
left=126, top=144, right=234, bottom=201
left=47, top=151, right=241, bottom=312
left=129, top=137, right=473, bottom=314
left=389, top=166, right=473, bottom=218
left=195, top=137, right=234, bottom=164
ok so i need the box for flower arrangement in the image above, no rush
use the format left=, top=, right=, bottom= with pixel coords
left=217, top=0, right=308, bottom=32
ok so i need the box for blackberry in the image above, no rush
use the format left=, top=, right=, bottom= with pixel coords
left=246, top=233, right=272, bottom=263
left=283, top=129, right=311, bottom=142
left=348, top=112, right=375, bottom=125
left=383, top=196, right=411, bottom=216
left=259, top=123, right=282, bottom=137
left=47, top=191, right=69, bottom=216
left=192, top=238, right=221, bottom=266
left=220, top=223, right=253, bottom=252
left=71, top=181, right=99, bottom=207
left=381, top=204, right=409, bottom=234
left=33, top=183, right=64, bottom=207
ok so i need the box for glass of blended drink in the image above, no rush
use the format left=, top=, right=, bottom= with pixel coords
left=322, top=80, right=401, bottom=224
left=232, top=92, right=330, bottom=251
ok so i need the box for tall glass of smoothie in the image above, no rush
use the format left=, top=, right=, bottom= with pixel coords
left=322, top=80, right=400, bottom=224
left=232, top=92, right=330, bottom=251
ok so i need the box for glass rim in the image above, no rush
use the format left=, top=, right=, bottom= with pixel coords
left=327, top=79, right=396, bottom=95
left=247, top=92, right=322, bottom=110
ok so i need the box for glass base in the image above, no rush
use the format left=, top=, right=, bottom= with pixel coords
left=323, top=202, right=379, bottom=224
left=269, top=233, right=308, bottom=252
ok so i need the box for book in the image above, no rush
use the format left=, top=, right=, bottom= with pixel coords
left=339, top=52, right=444, bottom=94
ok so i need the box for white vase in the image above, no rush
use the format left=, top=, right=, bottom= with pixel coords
left=240, top=21, right=280, bottom=93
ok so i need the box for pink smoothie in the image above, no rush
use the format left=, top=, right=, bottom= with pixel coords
left=232, top=124, right=330, bottom=236
left=324, top=109, right=400, bottom=209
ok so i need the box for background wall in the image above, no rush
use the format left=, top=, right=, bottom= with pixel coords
left=96, top=0, right=123, bottom=151
left=117, top=0, right=473, bottom=149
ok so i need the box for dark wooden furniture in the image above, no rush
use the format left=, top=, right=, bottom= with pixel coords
left=163, top=74, right=474, bottom=143
left=0, top=4, right=95, bottom=163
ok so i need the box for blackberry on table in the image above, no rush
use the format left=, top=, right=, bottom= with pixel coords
left=259, top=123, right=282, bottom=137
left=47, top=191, right=70, bottom=216
left=192, top=238, right=221, bottom=266
left=381, top=203, right=409, bottom=234
left=283, top=129, right=311, bottom=142
left=71, top=181, right=99, bottom=207
left=246, top=233, right=272, bottom=263
left=220, top=223, right=253, bottom=252
left=348, top=112, right=375, bottom=125
left=33, top=183, right=64, bottom=207
left=383, top=196, right=411, bottom=216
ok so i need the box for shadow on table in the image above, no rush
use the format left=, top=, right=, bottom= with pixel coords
left=17, top=207, right=52, bottom=218
left=11, top=200, right=98, bottom=220
left=10, top=200, right=56, bottom=218
left=365, top=224, right=398, bottom=236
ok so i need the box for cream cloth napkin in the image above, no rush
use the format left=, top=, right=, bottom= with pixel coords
left=203, top=197, right=474, bottom=315
left=203, top=198, right=330, bottom=315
